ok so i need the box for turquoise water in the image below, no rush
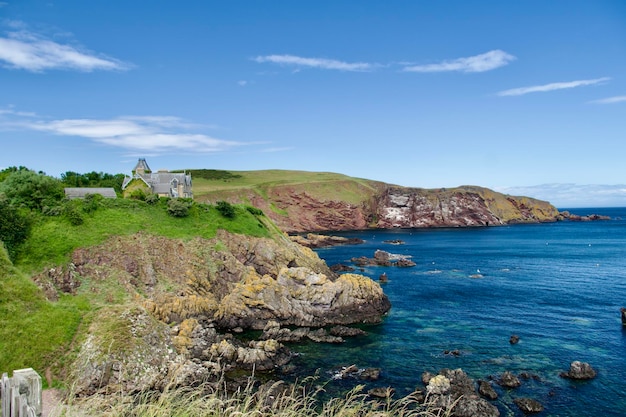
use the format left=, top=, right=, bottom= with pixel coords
left=288, top=208, right=626, bottom=416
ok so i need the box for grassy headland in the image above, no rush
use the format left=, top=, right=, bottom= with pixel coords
left=0, top=187, right=274, bottom=383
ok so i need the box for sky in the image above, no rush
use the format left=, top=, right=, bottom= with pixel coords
left=1, top=0, right=625, bottom=208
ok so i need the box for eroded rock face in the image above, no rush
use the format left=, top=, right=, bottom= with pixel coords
left=71, top=306, right=182, bottom=396
left=215, top=267, right=390, bottom=329
left=59, top=230, right=390, bottom=393
left=233, top=184, right=560, bottom=233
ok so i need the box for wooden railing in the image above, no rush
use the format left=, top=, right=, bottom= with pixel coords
left=1, top=369, right=42, bottom=417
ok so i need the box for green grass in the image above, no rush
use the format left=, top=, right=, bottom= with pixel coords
left=16, top=198, right=271, bottom=274
left=192, top=169, right=383, bottom=209
left=0, top=245, right=89, bottom=384
left=1, top=196, right=274, bottom=385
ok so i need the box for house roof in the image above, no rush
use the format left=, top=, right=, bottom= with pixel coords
left=65, top=188, right=117, bottom=199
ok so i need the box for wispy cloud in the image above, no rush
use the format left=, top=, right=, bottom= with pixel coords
left=495, top=183, right=626, bottom=208
left=589, top=95, right=626, bottom=104
left=253, top=54, right=374, bottom=72
left=7, top=114, right=242, bottom=153
left=402, top=50, right=516, bottom=73
left=0, top=26, right=130, bottom=72
left=497, top=77, right=610, bottom=97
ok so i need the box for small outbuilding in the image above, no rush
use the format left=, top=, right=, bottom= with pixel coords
left=64, top=188, right=118, bottom=199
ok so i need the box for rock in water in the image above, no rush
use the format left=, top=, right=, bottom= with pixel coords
left=514, top=398, right=544, bottom=414
left=497, top=371, right=521, bottom=388
left=560, top=361, right=597, bottom=380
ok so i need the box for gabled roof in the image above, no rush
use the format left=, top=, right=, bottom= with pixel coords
left=65, top=188, right=117, bottom=199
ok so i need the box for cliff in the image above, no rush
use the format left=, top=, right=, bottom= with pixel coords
left=34, top=230, right=390, bottom=394
left=192, top=171, right=560, bottom=233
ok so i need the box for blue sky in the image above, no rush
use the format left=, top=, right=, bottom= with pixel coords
left=1, top=1, right=625, bottom=207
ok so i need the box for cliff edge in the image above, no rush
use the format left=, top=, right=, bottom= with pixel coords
left=193, top=171, right=560, bottom=233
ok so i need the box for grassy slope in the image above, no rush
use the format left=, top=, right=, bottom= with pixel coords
left=1, top=197, right=274, bottom=382
left=0, top=244, right=88, bottom=384
left=192, top=170, right=383, bottom=205
left=192, top=170, right=558, bottom=224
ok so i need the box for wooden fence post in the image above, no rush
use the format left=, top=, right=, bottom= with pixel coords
left=0, top=368, right=42, bottom=417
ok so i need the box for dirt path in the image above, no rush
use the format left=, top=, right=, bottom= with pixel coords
left=42, top=389, right=62, bottom=417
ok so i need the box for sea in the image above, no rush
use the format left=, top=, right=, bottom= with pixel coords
left=287, top=207, right=626, bottom=417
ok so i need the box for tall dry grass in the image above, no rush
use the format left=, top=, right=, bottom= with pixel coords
left=50, top=378, right=451, bottom=417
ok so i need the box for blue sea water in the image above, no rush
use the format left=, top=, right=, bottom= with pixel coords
left=289, top=207, right=626, bottom=417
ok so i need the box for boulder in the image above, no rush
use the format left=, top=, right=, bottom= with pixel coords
left=497, top=371, right=521, bottom=388
left=368, top=387, right=395, bottom=398
left=513, top=398, right=544, bottom=414
left=424, top=369, right=500, bottom=417
left=478, top=380, right=498, bottom=400
left=560, top=361, right=597, bottom=380
left=360, top=368, right=381, bottom=381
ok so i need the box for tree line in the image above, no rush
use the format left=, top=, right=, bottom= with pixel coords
left=0, top=167, right=125, bottom=261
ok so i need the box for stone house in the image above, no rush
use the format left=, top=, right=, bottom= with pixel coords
left=121, top=158, right=193, bottom=198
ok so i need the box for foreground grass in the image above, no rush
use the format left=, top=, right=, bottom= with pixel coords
left=51, top=381, right=449, bottom=417
left=0, top=245, right=88, bottom=383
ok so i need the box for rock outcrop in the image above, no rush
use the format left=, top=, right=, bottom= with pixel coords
left=198, top=179, right=561, bottom=233
left=560, top=361, right=597, bottom=380
left=422, top=368, right=500, bottom=417
left=51, top=230, right=390, bottom=394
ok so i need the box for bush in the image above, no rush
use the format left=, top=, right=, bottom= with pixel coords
left=167, top=199, right=192, bottom=217
left=129, top=189, right=147, bottom=201
left=0, top=196, right=32, bottom=261
left=0, top=169, right=65, bottom=211
left=216, top=201, right=236, bottom=219
left=246, top=206, right=264, bottom=216
left=145, top=194, right=160, bottom=205
left=64, top=201, right=85, bottom=226
left=83, top=193, right=104, bottom=213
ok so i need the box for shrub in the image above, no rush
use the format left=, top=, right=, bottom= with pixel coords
left=83, top=193, right=104, bottom=213
left=145, top=194, right=160, bottom=205
left=129, top=189, right=147, bottom=201
left=0, top=169, right=65, bottom=211
left=63, top=200, right=85, bottom=225
left=167, top=199, right=192, bottom=218
left=0, top=196, right=32, bottom=261
left=216, top=201, right=236, bottom=219
left=246, top=206, right=264, bottom=216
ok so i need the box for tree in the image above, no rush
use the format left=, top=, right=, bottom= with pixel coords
left=0, top=170, right=65, bottom=211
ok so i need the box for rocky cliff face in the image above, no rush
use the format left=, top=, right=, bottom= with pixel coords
left=38, top=230, right=390, bottom=394
left=221, top=183, right=561, bottom=233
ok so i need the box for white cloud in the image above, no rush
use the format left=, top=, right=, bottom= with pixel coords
left=0, top=29, right=130, bottom=72
left=589, top=95, right=626, bottom=104
left=497, top=77, right=610, bottom=97
left=14, top=115, right=242, bottom=153
left=403, top=50, right=516, bottom=73
left=253, top=54, right=373, bottom=72
left=495, top=183, right=626, bottom=208
left=238, top=80, right=248, bottom=86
